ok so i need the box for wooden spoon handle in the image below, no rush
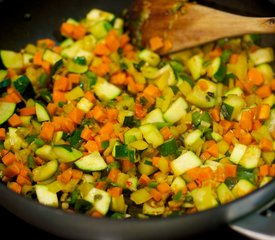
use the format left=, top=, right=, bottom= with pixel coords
left=128, top=1, right=275, bottom=54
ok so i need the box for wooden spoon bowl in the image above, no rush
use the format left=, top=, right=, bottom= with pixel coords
left=125, top=0, right=275, bottom=54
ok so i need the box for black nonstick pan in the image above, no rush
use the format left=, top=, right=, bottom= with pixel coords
left=0, top=0, right=275, bottom=239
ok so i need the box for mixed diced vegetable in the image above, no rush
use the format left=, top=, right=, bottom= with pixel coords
left=0, top=7, right=274, bottom=219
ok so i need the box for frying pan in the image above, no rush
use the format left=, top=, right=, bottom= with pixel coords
left=0, top=0, right=274, bottom=239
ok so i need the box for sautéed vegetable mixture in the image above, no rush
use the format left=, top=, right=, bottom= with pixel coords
left=0, top=7, right=274, bottom=219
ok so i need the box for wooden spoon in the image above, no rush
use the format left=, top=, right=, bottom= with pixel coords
left=125, top=0, right=275, bottom=54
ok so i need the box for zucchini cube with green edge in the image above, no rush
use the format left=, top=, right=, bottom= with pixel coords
left=13, top=75, right=35, bottom=99
left=32, top=159, right=58, bottom=182
left=86, top=8, right=115, bottom=21
left=53, top=145, right=83, bottom=163
left=159, top=138, right=178, bottom=156
left=94, top=78, right=121, bottom=101
left=171, top=150, right=202, bottom=176
left=217, top=183, right=235, bottom=204
left=232, top=179, right=256, bottom=198
left=221, top=95, right=246, bottom=120
left=229, top=143, right=247, bottom=164
left=239, top=145, right=261, bottom=169
left=0, top=102, right=16, bottom=125
left=143, top=201, right=165, bottom=216
left=139, top=124, right=164, bottom=148
left=35, top=102, right=50, bottom=122
left=249, top=47, right=274, bottom=65
left=141, top=108, right=164, bottom=125
left=186, top=79, right=217, bottom=108
left=35, top=185, right=58, bottom=207
left=163, top=97, right=188, bottom=123
left=130, top=188, right=152, bottom=205
left=42, top=49, right=62, bottom=65
left=191, top=186, right=218, bottom=211
left=76, top=97, right=93, bottom=113
left=75, top=151, right=107, bottom=171
left=0, top=50, right=24, bottom=68
left=170, top=176, right=186, bottom=193
left=83, top=188, right=111, bottom=215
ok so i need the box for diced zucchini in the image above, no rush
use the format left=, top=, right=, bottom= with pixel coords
left=32, top=159, right=58, bottom=182
left=143, top=201, right=165, bottom=216
left=170, top=176, right=186, bottom=193
left=229, top=143, right=247, bottom=165
left=186, top=79, right=217, bottom=108
left=66, top=59, right=88, bottom=73
left=94, top=78, right=121, bottom=101
left=75, top=151, right=107, bottom=171
left=224, top=87, right=243, bottom=97
left=138, top=160, right=157, bottom=176
left=0, top=69, right=8, bottom=82
left=0, top=50, right=23, bottom=68
left=138, top=49, right=160, bottom=67
left=249, top=47, right=274, bottom=65
left=184, top=129, right=203, bottom=148
left=90, top=20, right=112, bottom=39
left=76, top=97, right=93, bottom=113
left=83, top=188, right=111, bottom=215
left=256, top=63, right=274, bottom=83
left=221, top=95, right=246, bottom=120
left=139, top=124, right=164, bottom=148
left=232, top=179, right=256, bottom=198
left=53, top=145, right=83, bottom=163
left=141, top=108, right=164, bottom=125
left=13, top=75, right=35, bottom=100
left=163, top=97, right=188, bottom=123
left=86, top=8, right=115, bottom=22
left=130, top=188, right=152, bottom=205
left=35, top=185, right=58, bottom=207
left=35, top=102, right=50, bottom=122
left=124, top=127, right=143, bottom=144
left=126, top=176, right=138, bottom=191
left=159, top=138, right=178, bottom=156
left=35, top=145, right=56, bottom=161
left=0, top=102, right=16, bottom=125
left=171, top=150, right=202, bottom=176
left=42, top=49, right=62, bottom=65
left=239, top=145, right=261, bottom=169
left=65, top=86, right=84, bottom=101
left=217, top=183, right=235, bottom=204
left=191, top=186, right=218, bottom=211
left=187, top=54, right=204, bottom=80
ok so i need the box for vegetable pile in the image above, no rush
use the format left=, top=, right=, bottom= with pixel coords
left=0, top=7, right=274, bottom=219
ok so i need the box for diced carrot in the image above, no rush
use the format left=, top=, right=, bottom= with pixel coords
left=90, top=210, right=103, bottom=218
left=4, top=162, right=21, bottom=178
left=37, top=38, right=55, bottom=48
left=269, top=164, right=275, bottom=177
left=33, top=52, right=43, bottom=65
left=160, top=126, right=173, bottom=140
left=68, top=73, right=81, bottom=84
left=41, top=60, right=51, bottom=74
left=59, top=162, right=70, bottom=172
left=105, top=155, right=115, bottom=164
left=239, top=132, right=252, bottom=145
left=200, top=151, right=211, bottom=161
left=71, top=169, right=83, bottom=179
left=253, top=119, right=262, bottom=130
left=40, top=121, right=55, bottom=142
left=84, top=91, right=96, bottom=103
left=72, top=25, right=86, bottom=40
left=143, top=84, right=161, bottom=98
left=8, top=113, right=22, bottom=127
left=271, top=79, right=275, bottom=91
left=121, top=159, right=134, bottom=172
left=16, top=174, right=31, bottom=186
left=206, top=143, right=219, bottom=157
left=105, top=30, right=120, bottom=52
left=8, top=182, right=22, bottom=194
left=57, top=167, right=72, bottom=184
left=107, top=186, right=122, bottom=197
left=224, top=164, right=237, bottom=178
left=214, top=166, right=226, bottom=182
left=229, top=53, right=239, bottom=64
left=46, top=102, right=57, bottom=116
left=239, top=110, right=253, bottom=132
left=52, top=90, right=66, bottom=103
left=0, top=128, right=6, bottom=141
left=54, top=76, right=70, bottom=91
left=90, top=105, right=106, bottom=122
left=81, top=127, right=93, bottom=141
left=259, top=138, right=273, bottom=152
left=247, top=67, right=264, bottom=86
left=93, top=43, right=110, bottom=56
left=187, top=181, right=198, bottom=191
left=138, top=174, right=151, bottom=186
left=220, top=120, right=233, bottom=134
left=157, top=182, right=170, bottom=193
left=95, top=181, right=106, bottom=190
left=84, top=140, right=99, bottom=153
left=60, top=22, right=75, bottom=37
left=120, top=34, right=130, bottom=48
left=68, top=107, right=85, bottom=124
left=258, top=104, right=270, bottom=120
left=223, top=131, right=235, bottom=144
left=19, top=106, right=36, bottom=116
left=198, top=167, right=214, bottom=181
left=150, top=188, right=162, bottom=201
left=256, top=85, right=271, bottom=98
left=185, top=167, right=200, bottom=180
left=259, top=164, right=270, bottom=177
left=106, top=108, right=118, bottom=122
left=209, top=47, right=222, bottom=58
left=210, top=106, right=220, bottom=122
left=149, top=36, right=164, bottom=51
left=107, top=168, right=120, bottom=183
left=110, top=72, right=127, bottom=85
left=2, top=152, right=16, bottom=165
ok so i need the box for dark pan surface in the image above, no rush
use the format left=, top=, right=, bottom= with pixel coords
left=0, top=0, right=275, bottom=239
